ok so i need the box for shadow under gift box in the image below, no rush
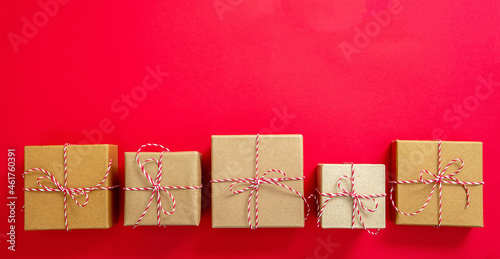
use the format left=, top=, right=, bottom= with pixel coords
left=24, top=145, right=118, bottom=230
left=391, top=140, right=484, bottom=227
left=124, top=151, right=202, bottom=226
left=211, top=134, right=305, bottom=228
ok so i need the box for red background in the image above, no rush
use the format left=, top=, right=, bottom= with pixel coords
left=1, top=0, right=500, bottom=258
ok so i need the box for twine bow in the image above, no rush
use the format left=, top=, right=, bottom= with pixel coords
left=211, top=134, right=310, bottom=229
left=389, top=140, right=485, bottom=227
left=316, top=163, right=386, bottom=235
left=123, top=143, right=203, bottom=227
left=23, top=143, right=116, bottom=231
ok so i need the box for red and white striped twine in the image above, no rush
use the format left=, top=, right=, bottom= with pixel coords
left=389, top=140, right=485, bottom=227
left=316, top=163, right=386, bottom=235
left=23, top=143, right=117, bottom=231
left=123, top=143, right=203, bottom=227
left=211, top=134, right=310, bottom=229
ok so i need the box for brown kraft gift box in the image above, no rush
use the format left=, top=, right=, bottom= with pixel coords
left=317, top=164, right=386, bottom=229
left=124, top=151, right=202, bottom=226
left=211, top=134, right=305, bottom=228
left=391, top=140, right=483, bottom=227
left=24, top=144, right=118, bottom=230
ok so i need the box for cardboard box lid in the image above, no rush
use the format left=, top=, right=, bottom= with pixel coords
left=318, top=164, right=386, bottom=229
left=24, top=144, right=118, bottom=230
left=392, top=140, right=483, bottom=227
left=124, top=151, right=202, bottom=226
left=211, top=135, right=305, bottom=228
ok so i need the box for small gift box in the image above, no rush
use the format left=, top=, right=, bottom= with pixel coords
left=124, top=144, right=202, bottom=227
left=211, top=134, right=308, bottom=228
left=391, top=140, right=484, bottom=227
left=317, top=164, right=386, bottom=233
left=24, top=144, right=118, bottom=230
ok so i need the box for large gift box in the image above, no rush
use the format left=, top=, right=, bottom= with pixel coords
left=391, top=140, right=484, bottom=227
left=24, top=144, right=118, bottom=230
left=124, top=145, right=202, bottom=227
left=317, top=164, right=386, bottom=231
left=211, top=134, right=307, bottom=228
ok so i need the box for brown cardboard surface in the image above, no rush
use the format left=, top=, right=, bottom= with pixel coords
left=392, top=140, right=483, bottom=227
left=24, top=144, right=118, bottom=230
left=124, top=151, right=202, bottom=226
left=211, top=135, right=305, bottom=228
left=318, top=164, right=386, bottom=229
